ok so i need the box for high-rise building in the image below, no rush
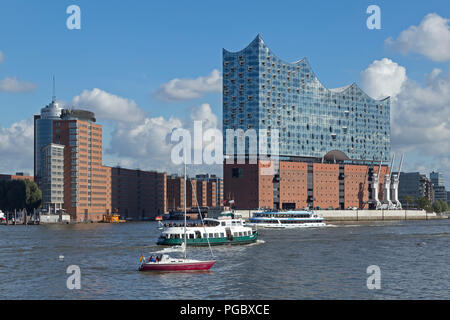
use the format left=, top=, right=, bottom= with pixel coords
left=433, top=185, right=447, bottom=204
left=34, top=100, right=63, bottom=186
left=223, top=35, right=390, bottom=161
left=222, top=36, right=391, bottom=210
left=397, top=172, right=433, bottom=203
left=430, top=171, right=447, bottom=203
left=41, top=143, right=65, bottom=213
left=430, top=171, right=444, bottom=187
left=52, top=109, right=111, bottom=222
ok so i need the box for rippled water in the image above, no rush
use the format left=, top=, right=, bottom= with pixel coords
left=0, top=219, right=449, bottom=299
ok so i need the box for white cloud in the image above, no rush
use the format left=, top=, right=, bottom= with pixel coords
left=386, top=13, right=450, bottom=62
left=106, top=102, right=222, bottom=176
left=154, top=69, right=222, bottom=101
left=0, top=51, right=4, bottom=63
left=71, top=88, right=146, bottom=123
left=0, top=118, right=34, bottom=174
left=361, top=59, right=450, bottom=186
left=0, top=77, right=36, bottom=93
left=360, top=58, right=407, bottom=99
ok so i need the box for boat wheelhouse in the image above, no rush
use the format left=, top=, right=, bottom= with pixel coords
left=247, top=210, right=326, bottom=228
left=157, top=212, right=258, bottom=246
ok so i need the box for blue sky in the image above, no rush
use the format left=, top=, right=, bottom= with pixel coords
left=0, top=0, right=449, bottom=187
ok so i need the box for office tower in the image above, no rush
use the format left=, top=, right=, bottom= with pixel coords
left=41, top=143, right=65, bottom=213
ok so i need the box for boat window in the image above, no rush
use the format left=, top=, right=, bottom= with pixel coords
left=214, top=233, right=219, bottom=238
left=203, top=233, right=207, bottom=238
left=221, top=222, right=226, bottom=226
left=220, top=233, right=225, bottom=237
left=209, top=233, right=213, bottom=238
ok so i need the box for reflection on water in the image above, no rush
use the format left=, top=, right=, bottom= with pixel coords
left=0, top=219, right=449, bottom=299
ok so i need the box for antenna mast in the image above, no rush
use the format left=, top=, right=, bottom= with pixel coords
left=52, top=75, right=56, bottom=102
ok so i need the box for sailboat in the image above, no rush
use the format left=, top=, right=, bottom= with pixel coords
left=138, top=159, right=216, bottom=272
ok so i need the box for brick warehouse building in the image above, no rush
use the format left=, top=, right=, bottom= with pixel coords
left=34, top=100, right=168, bottom=222
left=110, top=167, right=166, bottom=220
left=166, top=175, right=222, bottom=212
left=222, top=36, right=391, bottom=210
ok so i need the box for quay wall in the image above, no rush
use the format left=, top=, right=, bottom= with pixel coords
left=229, top=209, right=439, bottom=222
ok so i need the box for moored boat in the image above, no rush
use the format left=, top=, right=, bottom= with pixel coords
left=247, top=210, right=326, bottom=228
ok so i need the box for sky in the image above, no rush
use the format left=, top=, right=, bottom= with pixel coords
left=0, top=0, right=449, bottom=188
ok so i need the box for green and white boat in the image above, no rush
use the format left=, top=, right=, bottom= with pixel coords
left=157, top=212, right=258, bottom=246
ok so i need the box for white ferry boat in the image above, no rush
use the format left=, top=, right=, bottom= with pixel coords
left=157, top=211, right=258, bottom=246
left=247, top=210, right=326, bottom=228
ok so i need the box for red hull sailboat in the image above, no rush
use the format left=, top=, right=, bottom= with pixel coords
left=138, top=158, right=215, bottom=272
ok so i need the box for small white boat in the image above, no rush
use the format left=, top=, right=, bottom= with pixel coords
left=247, top=210, right=326, bottom=228
left=139, top=159, right=215, bottom=272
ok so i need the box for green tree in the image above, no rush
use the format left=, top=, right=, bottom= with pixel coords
left=432, top=201, right=442, bottom=213
left=0, top=179, right=41, bottom=212
left=438, top=200, right=448, bottom=213
left=416, top=196, right=432, bottom=212
left=403, top=195, right=415, bottom=208
left=24, top=179, right=42, bottom=211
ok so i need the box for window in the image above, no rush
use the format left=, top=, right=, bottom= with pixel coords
left=232, top=168, right=243, bottom=178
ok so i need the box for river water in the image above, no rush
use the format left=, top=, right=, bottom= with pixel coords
left=0, top=219, right=449, bottom=299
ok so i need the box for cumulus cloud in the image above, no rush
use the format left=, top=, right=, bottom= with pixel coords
left=0, top=77, right=37, bottom=93
left=0, top=118, right=34, bottom=174
left=360, top=58, right=407, bottom=99
left=386, top=13, right=450, bottom=62
left=154, top=69, right=222, bottom=101
left=106, top=102, right=222, bottom=176
left=71, top=88, right=146, bottom=123
left=361, top=58, right=450, bottom=185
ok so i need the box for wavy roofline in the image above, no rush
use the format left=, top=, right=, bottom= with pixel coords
left=223, top=35, right=390, bottom=102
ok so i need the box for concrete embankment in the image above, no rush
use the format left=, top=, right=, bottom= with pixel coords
left=229, top=209, right=443, bottom=222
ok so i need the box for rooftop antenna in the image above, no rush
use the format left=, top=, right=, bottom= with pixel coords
left=52, top=75, right=56, bottom=102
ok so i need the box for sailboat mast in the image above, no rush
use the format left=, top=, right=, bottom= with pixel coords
left=183, top=157, right=187, bottom=259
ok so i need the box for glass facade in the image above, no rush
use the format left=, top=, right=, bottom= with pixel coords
left=34, top=101, right=62, bottom=181
left=35, top=118, right=55, bottom=178
left=223, top=35, right=390, bottom=161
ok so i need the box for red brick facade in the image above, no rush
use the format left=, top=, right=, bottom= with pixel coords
left=224, top=160, right=390, bottom=210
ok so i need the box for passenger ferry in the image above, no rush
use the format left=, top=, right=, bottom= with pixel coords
left=247, top=210, right=326, bottom=228
left=157, top=211, right=258, bottom=246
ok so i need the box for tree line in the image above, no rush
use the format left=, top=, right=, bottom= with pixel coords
left=403, top=195, right=449, bottom=213
left=0, top=179, right=42, bottom=212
